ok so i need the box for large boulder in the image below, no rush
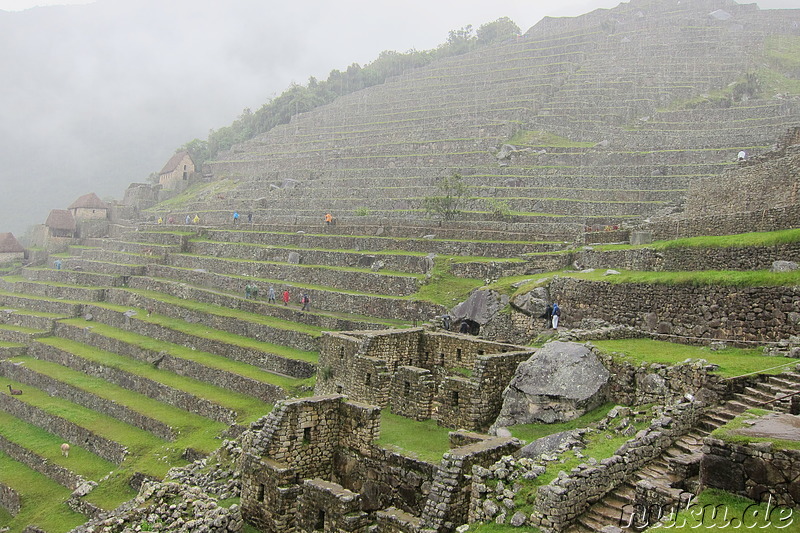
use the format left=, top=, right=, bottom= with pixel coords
left=451, top=289, right=507, bottom=325
left=493, top=341, right=610, bottom=427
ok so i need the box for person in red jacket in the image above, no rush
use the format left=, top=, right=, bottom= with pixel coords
left=282, top=289, right=290, bottom=306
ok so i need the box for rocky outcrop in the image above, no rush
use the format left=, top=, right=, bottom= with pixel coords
left=493, top=341, right=610, bottom=427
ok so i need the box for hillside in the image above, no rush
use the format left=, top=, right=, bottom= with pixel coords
left=1, top=1, right=800, bottom=532
left=140, top=0, right=800, bottom=238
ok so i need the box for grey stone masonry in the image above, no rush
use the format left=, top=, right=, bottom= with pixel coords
left=0, top=393, right=127, bottom=465
left=0, top=481, right=20, bottom=516
left=549, top=277, right=800, bottom=344
left=0, top=433, right=85, bottom=490
left=315, top=329, right=534, bottom=431
left=0, top=360, right=176, bottom=441
left=29, top=339, right=238, bottom=425
left=702, top=414, right=800, bottom=509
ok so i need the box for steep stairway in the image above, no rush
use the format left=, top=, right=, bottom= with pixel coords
left=565, top=369, right=800, bottom=533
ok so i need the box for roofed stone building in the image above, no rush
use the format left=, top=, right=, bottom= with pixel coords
left=158, top=150, right=195, bottom=190
left=68, top=192, right=109, bottom=220
left=45, top=209, right=76, bottom=238
left=0, top=232, right=25, bottom=263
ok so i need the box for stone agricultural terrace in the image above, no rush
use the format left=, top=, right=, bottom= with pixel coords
left=2, top=0, right=800, bottom=532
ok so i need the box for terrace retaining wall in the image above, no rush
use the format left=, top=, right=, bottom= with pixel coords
left=0, top=433, right=85, bottom=490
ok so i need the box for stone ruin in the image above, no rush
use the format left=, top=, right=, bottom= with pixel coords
left=238, top=394, right=520, bottom=533
left=314, top=328, right=535, bottom=431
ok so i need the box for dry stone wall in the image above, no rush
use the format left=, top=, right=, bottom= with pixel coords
left=549, top=277, right=800, bottom=343
left=29, top=340, right=238, bottom=425
left=0, top=482, right=20, bottom=516
left=0, top=360, right=176, bottom=441
left=316, top=329, right=534, bottom=431
left=0, top=433, right=85, bottom=490
left=0, top=393, right=127, bottom=465
left=577, top=243, right=800, bottom=272
left=702, top=426, right=800, bottom=508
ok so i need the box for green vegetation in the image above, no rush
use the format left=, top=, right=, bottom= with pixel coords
left=376, top=410, right=452, bottom=463
left=711, top=409, right=800, bottom=451
left=595, top=228, right=800, bottom=251
left=508, top=403, right=614, bottom=444
left=414, top=256, right=484, bottom=307
left=507, top=130, right=595, bottom=148
left=593, top=339, right=793, bottom=378
left=646, top=488, right=796, bottom=532
left=0, top=450, right=87, bottom=533
left=421, top=172, right=468, bottom=221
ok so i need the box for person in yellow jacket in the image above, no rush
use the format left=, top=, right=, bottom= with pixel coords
left=193, top=214, right=200, bottom=224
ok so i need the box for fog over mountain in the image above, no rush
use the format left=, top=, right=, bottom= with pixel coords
left=0, top=0, right=795, bottom=238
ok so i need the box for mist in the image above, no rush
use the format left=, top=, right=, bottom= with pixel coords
left=0, top=0, right=796, bottom=237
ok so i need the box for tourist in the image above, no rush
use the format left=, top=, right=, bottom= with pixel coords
left=552, top=303, right=561, bottom=329
left=442, top=314, right=451, bottom=331
left=282, top=289, right=290, bottom=306
left=53, top=258, right=62, bottom=270
left=233, top=211, right=240, bottom=224
left=540, top=303, right=553, bottom=329
left=185, top=214, right=190, bottom=224
left=738, top=150, right=747, bottom=161
left=268, top=286, right=276, bottom=303
left=248, top=212, right=253, bottom=224
left=325, top=213, right=333, bottom=225
left=301, top=293, right=311, bottom=311
left=193, top=214, right=200, bottom=224
left=157, top=216, right=163, bottom=224
left=251, top=284, right=259, bottom=299
left=245, top=284, right=252, bottom=299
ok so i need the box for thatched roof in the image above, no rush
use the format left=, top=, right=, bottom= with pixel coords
left=159, top=150, right=192, bottom=175
left=68, top=192, right=108, bottom=210
left=45, top=209, right=76, bottom=231
left=0, top=232, right=24, bottom=253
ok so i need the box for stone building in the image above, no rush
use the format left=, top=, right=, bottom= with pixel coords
left=158, top=150, right=195, bottom=190
left=0, top=232, right=25, bottom=263
left=239, top=394, right=520, bottom=533
left=44, top=209, right=76, bottom=239
left=68, top=192, right=109, bottom=221
left=315, top=328, right=534, bottom=431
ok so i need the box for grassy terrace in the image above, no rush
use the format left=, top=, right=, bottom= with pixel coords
left=55, top=318, right=314, bottom=391
left=6, top=354, right=226, bottom=440
left=376, top=411, right=452, bottom=463
left=0, top=409, right=116, bottom=481
left=591, top=339, right=795, bottom=379
left=122, top=287, right=326, bottom=338
left=493, top=269, right=800, bottom=298
left=595, top=228, right=800, bottom=252
left=90, top=301, right=319, bottom=364
left=711, top=408, right=800, bottom=451
left=36, top=336, right=276, bottom=423
left=140, top=276, right=412, bottom=329
left=173, top=252, right=426, bottom=281
left=0, top=450, right=87, bottom=533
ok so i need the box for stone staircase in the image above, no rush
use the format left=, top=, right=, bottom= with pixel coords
left=564, top=369, right=800, bottom=533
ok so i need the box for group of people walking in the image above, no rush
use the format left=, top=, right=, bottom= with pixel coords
left=245, top=283, right=312, bottom=311
left=539, top=302, right=561, bottom=329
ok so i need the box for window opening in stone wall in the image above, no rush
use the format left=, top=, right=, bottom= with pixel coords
left=404, top=381, right=410, bottom=397
left=315, top=510, right=325, bottom=531
left=257, top=483, right=266, bottom=502
left=366, top=373, right=371, bottom=385
left=477, top=350, right=484, bottom=356
left=336, top=385, right=343, bottom=394
left=303, top=426, right=311, bottom=444
left=456, top=348, right=462, bottom=361
left=452, top=390, right=460, bottom=406
left=340, top=347, right=345, bottom=359
left=439, top=352, right=445, bottom=366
